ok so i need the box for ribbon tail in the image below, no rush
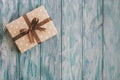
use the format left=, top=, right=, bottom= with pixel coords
left=28, top=31, right=34, bottom=43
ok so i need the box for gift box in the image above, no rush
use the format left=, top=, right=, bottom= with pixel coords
left=6, top=6, right=57, bottom=53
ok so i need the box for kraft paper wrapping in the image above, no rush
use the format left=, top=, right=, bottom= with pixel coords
left=6, top=6, right=57, bottom=53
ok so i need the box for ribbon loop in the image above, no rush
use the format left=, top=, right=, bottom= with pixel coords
left=31, top=18, right=39, bottom=29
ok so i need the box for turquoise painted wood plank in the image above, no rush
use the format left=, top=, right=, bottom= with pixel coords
left=0, top=0, right=19, bottom=80
left=40, top=0, right=62, bottom=80
left=18, top=0, right=41, bottom=80
left=103, top=0, right=120, bottom=80
left=83, top=0, right=103, bottom=80
left=62, top=0, right=83, bottom=80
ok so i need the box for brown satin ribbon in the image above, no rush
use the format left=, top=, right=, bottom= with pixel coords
left=13, top=14, right=51, bottom=43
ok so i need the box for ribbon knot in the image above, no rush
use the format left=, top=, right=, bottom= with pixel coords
left=20, top=17, right=46, bottom=43
left=12, top=14, right=51, bottom=43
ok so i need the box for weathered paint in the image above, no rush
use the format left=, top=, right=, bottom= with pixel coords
left=62, top=0, right=82, bottom=80
left=83, top=0, right=102, bottom=80
left=103, top=0, right=120, bottom=80
left=0, top=0, right=120, bottom=80
left=0, top=0, right=19, bottom=80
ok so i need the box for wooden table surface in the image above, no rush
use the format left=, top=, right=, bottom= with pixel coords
left=0, top=0, right=120, bottom=80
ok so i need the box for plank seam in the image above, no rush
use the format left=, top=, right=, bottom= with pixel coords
left=82, top=0, right=84, bottom=80
left=102, top=0, right=104, bottom=80
left=61, top=0, right=62, bottom=80
left=18, top=0, right=20, bottom=79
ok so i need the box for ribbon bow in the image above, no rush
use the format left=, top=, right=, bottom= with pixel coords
left=13, top=15, right=51, bottom=43
left=20, top=18, right=46, bottom=43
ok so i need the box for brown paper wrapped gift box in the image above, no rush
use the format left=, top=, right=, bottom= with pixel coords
left=6, top=6, right=57, bottom=53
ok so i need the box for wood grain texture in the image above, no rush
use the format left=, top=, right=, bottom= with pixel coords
left=18, top=0, right=41, bottom=80
left=83, top=0, right=103, bottom=80
left=40, top=0, right=62, bottom=80
left=1, top=0, right=120, bottom=80
left=62, top=0, right=83, bottom=80
left=103, top=0, right=120, bottom=80
left=0, top=0, right=19, bottom=80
